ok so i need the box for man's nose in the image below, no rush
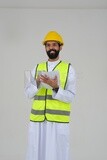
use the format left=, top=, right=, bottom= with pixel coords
left=49, top=45, right=54, bottom=49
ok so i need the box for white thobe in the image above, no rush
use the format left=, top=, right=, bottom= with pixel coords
left=25, top=59, right=76, bottom=160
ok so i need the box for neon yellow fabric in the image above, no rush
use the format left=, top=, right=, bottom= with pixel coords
left=30, top=61, right=71, bottom=123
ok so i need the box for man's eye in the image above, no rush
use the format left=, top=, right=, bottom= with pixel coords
left=46, top=43, right=58, bottom=47
left=53, top=43, right=58, bottom=47
left=53, top=44, right=56, bottom=46
left=46, top=44, right=50, bottom=47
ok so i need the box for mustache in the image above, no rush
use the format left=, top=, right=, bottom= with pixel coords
left=48, top=49, right=57, bottom=53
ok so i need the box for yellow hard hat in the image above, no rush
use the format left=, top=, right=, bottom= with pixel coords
left=43, top=31, right=64, bottom=45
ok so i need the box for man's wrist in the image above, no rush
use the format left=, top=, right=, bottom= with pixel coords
left=52, top=87, right=59, bottom=93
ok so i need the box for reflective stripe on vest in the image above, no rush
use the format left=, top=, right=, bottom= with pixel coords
left=31, top=108, right=70, bottom=116
left=30, top=61, right=71, bottom=123
left=34, top=95, right=54, bottom=100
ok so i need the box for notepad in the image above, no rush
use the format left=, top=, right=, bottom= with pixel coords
left=38, top=71, right=60, bottom=89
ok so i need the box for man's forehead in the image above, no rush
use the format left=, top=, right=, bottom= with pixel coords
left=46, top=41, right=59, bottom=44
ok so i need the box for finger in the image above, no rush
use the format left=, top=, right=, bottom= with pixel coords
left=40, top=75, right=48, bottom=79
left=44, top=74, right=48, bottom=78
left=40, top=76, right=49, bottom=83
left=53, top=76, right=58, bottom=82
left=54, top=75, right=57, bottom=79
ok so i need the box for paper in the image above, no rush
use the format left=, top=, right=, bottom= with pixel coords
left=38, top=70, right=60, bottom=89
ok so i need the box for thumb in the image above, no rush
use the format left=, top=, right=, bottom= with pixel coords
left=54, top=75, right=57, bottom=80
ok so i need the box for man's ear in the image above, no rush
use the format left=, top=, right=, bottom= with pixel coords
left=60, top=45, right=62, bottom=51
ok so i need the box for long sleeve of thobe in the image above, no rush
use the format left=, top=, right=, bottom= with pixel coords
left=52, top=65, right=76, bottom=103
left=24, top=61, right=76, bottom=103
left=24, top=67, right=38, bottom=99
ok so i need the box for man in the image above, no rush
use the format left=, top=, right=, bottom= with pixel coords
left=25, top=31, right=76, bottom=160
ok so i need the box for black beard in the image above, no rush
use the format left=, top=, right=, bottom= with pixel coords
left=46, top=49, right=60, bottom=59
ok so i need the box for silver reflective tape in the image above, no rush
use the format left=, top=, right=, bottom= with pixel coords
left=46, top=95, right=54, bottom=100
left=46, top=109, right=70, bottom=116
left=31, top=109, right=45, bottom=115
left=34, top=95, right=54, bottom=100
left=34, top=95, right=45, bottom=100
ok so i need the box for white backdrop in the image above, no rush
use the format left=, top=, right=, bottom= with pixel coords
left=0, top=9, right=107, bottom=160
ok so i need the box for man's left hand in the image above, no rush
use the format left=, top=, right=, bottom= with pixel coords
left=39, top=75, right=59, bottom=89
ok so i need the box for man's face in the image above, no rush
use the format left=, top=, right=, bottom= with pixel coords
left=45, top=41, right=62, bottom=60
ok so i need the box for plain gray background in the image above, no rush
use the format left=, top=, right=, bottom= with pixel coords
left=0, top=8, right=107, bottom=160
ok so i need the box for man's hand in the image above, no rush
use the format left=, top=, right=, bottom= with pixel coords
left=39, top=74, right=59, bottom=89
left=36, top=75, right=41, bottom=88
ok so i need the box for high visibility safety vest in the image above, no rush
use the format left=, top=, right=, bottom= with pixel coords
left=30, top=61, right=72, bottom=123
